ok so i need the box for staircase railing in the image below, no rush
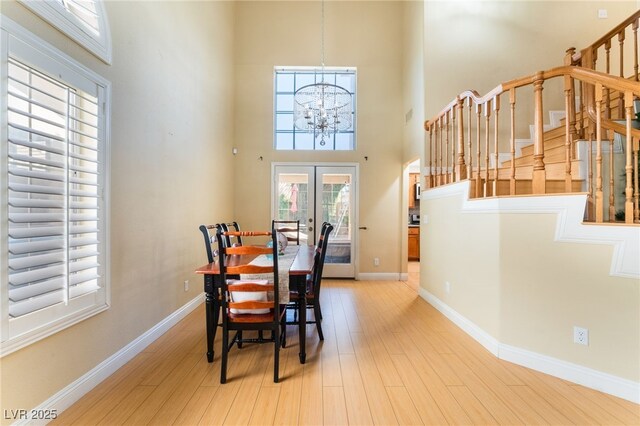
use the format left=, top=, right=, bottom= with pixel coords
left=424, top=12, right=640, bottom=225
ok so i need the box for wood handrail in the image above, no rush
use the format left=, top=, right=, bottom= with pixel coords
left=426, top=66, right=640, bottom=140
left=583, top=11, right=640, bottom=56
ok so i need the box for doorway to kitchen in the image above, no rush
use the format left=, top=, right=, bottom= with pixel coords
left=272, top=164, right=357, bottom=278
left=406, top=159, right=420, bottom=291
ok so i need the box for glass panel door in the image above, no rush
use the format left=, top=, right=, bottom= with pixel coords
left=272, top=165, right=357, bottom=278
left=316, top=167, right=355, bottom=277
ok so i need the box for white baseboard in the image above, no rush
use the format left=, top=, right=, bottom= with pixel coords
left=17, top=295, right=204, bottom=425
left=419, top=287, right=640, bottom=404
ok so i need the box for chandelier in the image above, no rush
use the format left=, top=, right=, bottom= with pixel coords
left=293, top=0, right=352, bottom=146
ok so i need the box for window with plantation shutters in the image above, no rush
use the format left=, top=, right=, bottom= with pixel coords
left=1, top=19, right=110, bottom=356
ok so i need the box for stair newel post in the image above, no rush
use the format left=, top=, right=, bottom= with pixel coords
left=564, top=74, right=573, bottom=192
left=493, top=95, right=500, bottom=197
left=509, top=88, right=516, bottom=195
left=595, top=83, right=604, bottom=223
left=484, top=100, right=491, bottom=197
left=608, top=128, right=616, bottom=222
left=475, top=102, right=482, bottom=198
left=455, top=97, right=466, bottom=181
left=633, top=18, right=639, bottom=81
left=532, top=71, right=546, bottom=195
left=624, top=91, right=635, bottom=223
left=467, top=97, right=473, bottom=184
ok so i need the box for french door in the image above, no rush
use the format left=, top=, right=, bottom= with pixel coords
left=272, top=164, right=357, bottom=278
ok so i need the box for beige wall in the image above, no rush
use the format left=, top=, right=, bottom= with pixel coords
left=233, top=1, right=404, bottom=275
left=422, top=189, right=639, bottom=382
left=0, top=0, right=236, bottom=414
left=402, top=0, right=425, bottom=165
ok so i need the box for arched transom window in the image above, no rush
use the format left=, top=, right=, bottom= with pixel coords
left=19, top=0, right=112, bottom=64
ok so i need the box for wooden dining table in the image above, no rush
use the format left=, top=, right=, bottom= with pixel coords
left=195, top=244, right=315, bottom=364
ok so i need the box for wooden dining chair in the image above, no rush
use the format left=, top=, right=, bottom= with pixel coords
left=199, top=224, right=218, bottom=264
left=272, top=219, right=300, bottom=245
left=286, top=223, right=333, bottom=340
left=215, top=228, right=286, bottom=383
left=217, top=221, right=243, bottom=247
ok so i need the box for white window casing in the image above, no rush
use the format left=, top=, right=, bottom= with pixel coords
left=17, top=0, right=112, bottom=64
left=1, top=17, right=111, bottom=356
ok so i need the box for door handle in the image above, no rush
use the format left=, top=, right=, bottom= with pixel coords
left=359, top=226, right=367, bottom=230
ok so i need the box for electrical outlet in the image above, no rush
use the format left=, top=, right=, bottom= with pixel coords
left=573, top=326, right=589, bottom=345
left=598, top=9, right=607, bottom=19
left=445, top=281, right=451, bottom=294
left=184, top=280, right=189, bottom=292
left=374, top=257, right=380, bottom=267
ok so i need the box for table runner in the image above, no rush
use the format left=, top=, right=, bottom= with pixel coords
left=240, top=245, right=299, bottom=304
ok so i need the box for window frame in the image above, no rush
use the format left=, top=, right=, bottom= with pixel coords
left=17, top=0, right=112, bottom=64
left=0, top=17, right=111, bottom=357
left=274, top=67, right=357, bottom=151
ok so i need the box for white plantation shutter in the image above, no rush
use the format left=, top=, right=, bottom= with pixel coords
left=1, top=19, right=110, bottom=355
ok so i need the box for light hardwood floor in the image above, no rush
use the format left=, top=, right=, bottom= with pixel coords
left=53, top=278, right=639, bottom=425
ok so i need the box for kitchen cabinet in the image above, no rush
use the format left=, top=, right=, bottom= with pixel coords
left=408, top=226, right=420, bottom=260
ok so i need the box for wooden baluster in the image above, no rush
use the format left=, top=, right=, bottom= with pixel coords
left=624, top=91, right=634, bottom=223
left=467, top=98, right=472, bottom=184
left=586, top=124, right=594, bottom=221
left=450, top=108, right=455, bottom=183
left=618, top=30, right=625, bottom=118
left=484, top=100, right=491, bottom=197
left=436, top=117, right=441, bottom=186
left=578, top=80, right=585, bottom=139
left=428, top=123, right=433, bottom=188
left=595, top=83, right=604, bottom=223
left=633, top=135, right=639, bottom=223
left=605, top=40, right=611, bottom=118
left=634, top=18, right=639, bottom=81
left=445, top=111, right=450, bottom=184
left=509, top=88, right=516, bottom=195
left=476, top=103, right=482, bottom=198
left=564, top=74, right=573, bottom=192
left=438, top=116, right=444, bottom=185
left=456, top=97, right=467, bottom=181
left=608, top=128, right=615, bottom=222
left=493, top=95, right=500, bottom=197
left=532, top=72, right=546, bottom=194
left=564, top=48, right=579, bottom=150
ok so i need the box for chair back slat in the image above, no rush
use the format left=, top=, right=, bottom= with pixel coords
left=225, top=245, right=272, bottom=256
left=226, top=264, right=274, bottom=275
left=229, top=300, right=274, bottom=311
left=228, top=282, right=275, bottom=292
